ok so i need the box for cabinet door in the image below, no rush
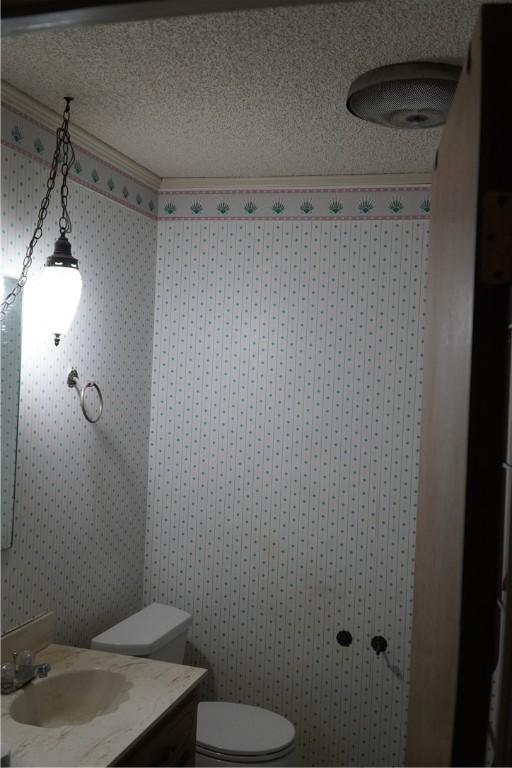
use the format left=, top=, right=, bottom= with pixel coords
left=113, top=690, right=198, bottom=767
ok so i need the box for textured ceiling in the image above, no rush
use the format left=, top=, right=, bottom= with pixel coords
left=1, top=0, right=504, bottom=178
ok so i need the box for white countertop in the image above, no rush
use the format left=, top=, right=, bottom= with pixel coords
left=1, top=643, right=207, bottom=767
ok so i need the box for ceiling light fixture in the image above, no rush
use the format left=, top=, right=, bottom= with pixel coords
left=1, top=96, right=82, bottom=346
left=346, top=62, right=461, bottom=129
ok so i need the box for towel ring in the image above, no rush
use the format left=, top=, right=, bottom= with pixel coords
left=67, top=368, right=103, bottom=423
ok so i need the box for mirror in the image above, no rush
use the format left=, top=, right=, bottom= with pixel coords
left=1, top=276, right=22, bottom=550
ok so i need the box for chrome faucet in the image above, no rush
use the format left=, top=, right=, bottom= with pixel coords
left=1, top=650, right=51, bottom=694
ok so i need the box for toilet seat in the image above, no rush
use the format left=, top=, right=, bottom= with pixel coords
left=196, top=702, right=295, bottom=763
left=196, top=742, right=295, bottom=764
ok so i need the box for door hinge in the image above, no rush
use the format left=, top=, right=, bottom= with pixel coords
left=481, top=192, right=512, bottom=284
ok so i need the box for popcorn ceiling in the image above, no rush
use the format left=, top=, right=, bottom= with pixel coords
left=0, top=1, right=500, bottom=175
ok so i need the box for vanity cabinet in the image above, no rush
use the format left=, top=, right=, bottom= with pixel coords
left=112, top=690, right=199, bottom=767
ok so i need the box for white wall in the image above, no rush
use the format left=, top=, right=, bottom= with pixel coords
left=1, top=104, right=157, bottom=646
left=145, top=195, right=429, bottom=766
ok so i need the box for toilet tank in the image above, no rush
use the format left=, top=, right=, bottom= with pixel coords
left=91, top=603, right=192, bottom=664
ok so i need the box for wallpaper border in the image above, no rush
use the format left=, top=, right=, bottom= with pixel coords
left=157, top=186, right=431, bottom=220
left=2, top=102, right=432, bottom=222
left=1, top=103, right=159, bottom=220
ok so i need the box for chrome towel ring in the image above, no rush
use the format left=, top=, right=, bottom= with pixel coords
left=67, top=368, right=103, bottom=423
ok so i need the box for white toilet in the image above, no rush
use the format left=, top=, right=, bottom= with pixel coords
left=91, top=603, right=297, bottom=766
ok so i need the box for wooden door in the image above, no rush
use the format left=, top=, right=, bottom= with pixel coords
left=406, top=5, right=512, bottom=766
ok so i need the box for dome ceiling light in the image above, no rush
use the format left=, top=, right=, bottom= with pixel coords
left=346, top=61, right=462, bottom=129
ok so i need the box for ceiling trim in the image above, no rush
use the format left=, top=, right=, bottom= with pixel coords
left=1, top=81, right=432, bottom=191
left=160, top=173, right=432, bottom=191
left=1, top=80, right=161, bottom=190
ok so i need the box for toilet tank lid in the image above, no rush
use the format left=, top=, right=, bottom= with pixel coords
left=91, top=603, right=192, bottom=656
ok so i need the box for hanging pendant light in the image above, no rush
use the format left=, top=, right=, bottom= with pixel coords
left=40, top=234, right=82, bottom=346
left=43, top=96, right=81, bottom=346
left=1, top=96, right=81, bottom=346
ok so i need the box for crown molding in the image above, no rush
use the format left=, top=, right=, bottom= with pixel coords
left=1, top=80, right=161, bottom=190
left=160, top=173, right=432, bottom=191
left=1, top=82, right=432, bottom=192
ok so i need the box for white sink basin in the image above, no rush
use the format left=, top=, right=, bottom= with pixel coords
left=10, top=669, right=131, bottom=728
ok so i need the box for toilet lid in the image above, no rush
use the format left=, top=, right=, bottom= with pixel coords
left=196, top=702, right=295, bottom=758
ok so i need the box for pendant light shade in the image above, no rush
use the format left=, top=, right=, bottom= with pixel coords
left=40, top=235, right=82, bottom=346
left=1, top=97, right=82, bottom=347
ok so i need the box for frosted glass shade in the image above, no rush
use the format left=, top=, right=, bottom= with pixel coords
left=40, top=261, right=82, bottom=343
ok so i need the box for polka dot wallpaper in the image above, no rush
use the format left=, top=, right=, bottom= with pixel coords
left=2, top=112, right=430, bottom=766
left=1, top=275, right=22, bottom=549
left=1, top=145, right=157, bottom=646
left=146, top=214, right=429, bottom=766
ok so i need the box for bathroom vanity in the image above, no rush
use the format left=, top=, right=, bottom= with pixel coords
left=112, top=687, right=199, bottom=767
left=1, top=621, right=206, bottom=767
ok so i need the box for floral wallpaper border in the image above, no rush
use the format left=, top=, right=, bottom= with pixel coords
left=1, top=103, right=159, bottom=219
left=2, top=102, right=432, bottom=222
left=157, top=187, right=431, bottom=220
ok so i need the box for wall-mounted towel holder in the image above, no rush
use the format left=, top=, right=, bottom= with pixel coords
left=67, top=368, right=103, bottom=423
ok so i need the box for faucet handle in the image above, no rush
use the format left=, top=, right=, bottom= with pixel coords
left=1, top=662, right=15, bottom=680
left=1, top=662, right=16, bottom=692
left=36, top=663, right=51, bottom=678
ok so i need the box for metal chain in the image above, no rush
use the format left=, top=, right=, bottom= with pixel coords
left=1, top=97, right=75, bottom=317
left=58, top=97, right=75, bottom=236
